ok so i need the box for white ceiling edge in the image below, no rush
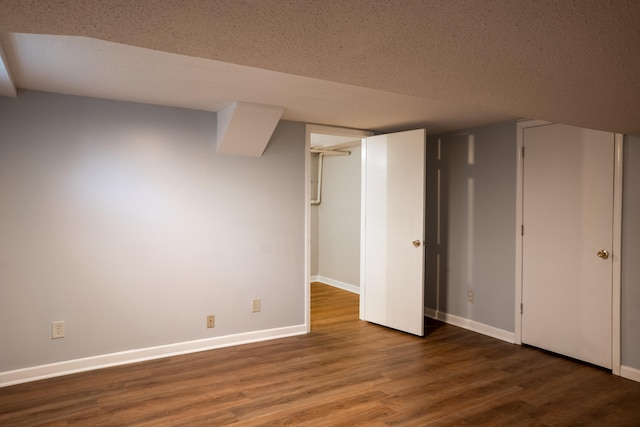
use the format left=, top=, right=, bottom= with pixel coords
left=217, top=102, right=284, bottom=157
left=0, top=33, right=515, bottom=134
left=0, top=41, right=17, bottom=97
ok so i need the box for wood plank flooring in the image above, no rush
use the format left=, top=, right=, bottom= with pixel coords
left=2, top=282, right=640, bottom=425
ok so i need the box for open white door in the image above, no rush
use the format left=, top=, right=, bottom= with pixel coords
left=360, top=129, right=426, bottom=336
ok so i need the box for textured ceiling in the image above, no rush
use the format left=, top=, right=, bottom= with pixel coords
left=1, top=0, right=639, bottom=134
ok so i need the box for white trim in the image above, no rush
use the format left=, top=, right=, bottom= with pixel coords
left=515, top=119, right=550, bottom=344
left=514, top=123, right=524, bottom=344
left=0, top=325, right=306, bottom=388
left=621, top=365, right=640, bottom=383
left=305, top=124, right=372, bottom=139
left=311, top=276, right=360, bottom=294
left=359, top=136, right=367, bottom=320
left=425, top=309, right=515, bottom=344
left=514, top=120, right=623, bottom=375
left=305, top=125, right=312, bottom=333
left=612, top=133, right=624, bottom=375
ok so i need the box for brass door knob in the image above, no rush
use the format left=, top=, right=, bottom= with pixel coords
left=412, top=240, right=422, bottom=248
left=597, top=249, right=609, bottom=260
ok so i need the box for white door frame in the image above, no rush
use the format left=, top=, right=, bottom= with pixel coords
left=304, top=124, right=373, bottom=332
left=514, top=119, right=623, bottom=375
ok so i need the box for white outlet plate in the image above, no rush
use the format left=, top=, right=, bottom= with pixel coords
left=52, top=321, right=65, bottom=339
left=252, top=298, right=261, bottom=313
left=207, top=315, right=215, bottom=328
left=467, top=290, right=474, bottom=302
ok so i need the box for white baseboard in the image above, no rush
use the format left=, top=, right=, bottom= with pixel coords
left=0, top=324, right=307, bottom=388
left=621, top=365, right=640, bottom=383
left=311, top=275, right=359, bottom=294
left=425, top=308, right=515, bottom=344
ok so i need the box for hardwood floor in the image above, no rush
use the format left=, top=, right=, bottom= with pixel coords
left=2, top=282, right=640, bottom=426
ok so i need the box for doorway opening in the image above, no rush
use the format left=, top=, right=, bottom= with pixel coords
left=305, top=124, right=371, bottom=331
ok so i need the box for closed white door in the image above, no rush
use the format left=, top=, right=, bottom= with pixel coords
left=361, top=129, right=426, bottom=336
left=521, top=123, right=614, bottom=368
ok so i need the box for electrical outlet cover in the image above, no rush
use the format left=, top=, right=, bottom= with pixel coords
left=52, top=321, right=65, bottom=339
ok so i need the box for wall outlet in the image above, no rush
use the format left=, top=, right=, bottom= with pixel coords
left=207, top=315, right=215, bottom=328
left=467, top=290, right=474, bottom=303
left=252, top=298, right=261, bottom=313
left=52, top=321, right=65, bottom=339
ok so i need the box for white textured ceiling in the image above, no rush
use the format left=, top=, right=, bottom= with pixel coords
left=1, top=0, right=639, bottom=134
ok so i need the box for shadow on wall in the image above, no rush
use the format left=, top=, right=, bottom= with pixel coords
left=425, top=134, right=456, bottom=318
left=425, top=120, right=517, bottom=332
left=427, top=132, right=478, bottom=318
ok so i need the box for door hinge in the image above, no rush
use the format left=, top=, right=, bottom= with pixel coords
left=520, top=303, right=523, bottom=315
left=521, top=225, right=524, bottom=236
left=522, top=146, right=525, bottom=158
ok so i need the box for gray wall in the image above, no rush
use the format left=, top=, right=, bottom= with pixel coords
left=0, top=91, right=305, bottom=372
left=313, top=147, right=361, bottom=287
left=4, top=90, right=639, bottom=376
left=622, top=134, right=640, bottom=369
left=426, top=121, right=517, bottom=332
